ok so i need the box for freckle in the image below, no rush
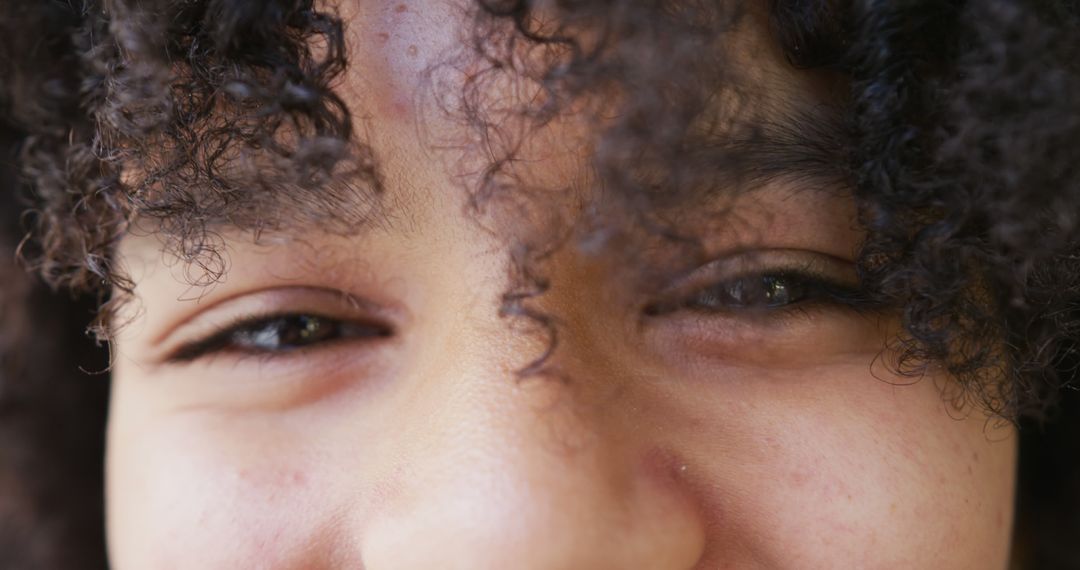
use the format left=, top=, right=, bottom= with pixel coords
left=788, top=469, right=811, bottom=488
left=407, top=44, right=418, bottom=57
left=377, top=32, right=390, bottom=43
left=889, top=502, right=898, bottom=514
left=972, top=451, right=980, bottom=463
left=395, top=3, right=408, bottom=12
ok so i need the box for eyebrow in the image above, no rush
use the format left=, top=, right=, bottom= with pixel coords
left=192, top=96, right=853, bottom=241
left=595, top=99, right=854, bottom=216
left=699, top=104, right=853, bottom=197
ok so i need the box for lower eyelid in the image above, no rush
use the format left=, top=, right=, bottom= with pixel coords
left=145, top=337, right=396, bottom=412
left=650, top=299, right=882, bottom=362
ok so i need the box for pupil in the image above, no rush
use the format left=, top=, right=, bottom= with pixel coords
left=235, top=315, right=338, bottom=351
left=285, top=315, right=340, bottom=347
left=696, top=274, right=806, bottom=309
left=764, top=276, right=790, bottom=306
left=290, top=315, right=323, bottom=343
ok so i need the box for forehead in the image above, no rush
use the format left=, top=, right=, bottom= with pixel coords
left=119, top=1, right=854, bottom=258
left=322, top=0, right=849, bottom=219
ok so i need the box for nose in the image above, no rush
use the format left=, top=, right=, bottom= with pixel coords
left=358, top=338, right=708, bottom=569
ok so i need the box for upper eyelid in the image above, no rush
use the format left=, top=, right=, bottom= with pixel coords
left=661, top=248, right=858, bottom=293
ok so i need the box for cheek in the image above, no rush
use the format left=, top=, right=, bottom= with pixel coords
left=668, top=366, right=1017, bottom=568
left=106, top=414, right=351, bottom=569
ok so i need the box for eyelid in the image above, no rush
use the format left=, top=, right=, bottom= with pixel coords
left=643, top=249, right=865, bottom=314
left=164, top=311, right=392, bottom=364
left=663, top=249, right=858, bottom=294
left=151, top=286, right=400, bottom=365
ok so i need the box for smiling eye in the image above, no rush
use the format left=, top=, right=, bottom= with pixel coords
left=646, top=268, right=868, bottom=317
left=169, top=313, right=392, bottom=362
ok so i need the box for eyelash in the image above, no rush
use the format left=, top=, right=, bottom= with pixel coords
left=645, top=268, right=872, bottom=319
left=167, top=313, right=393, bottom=363
left=166, top=268, right=873, bottom=363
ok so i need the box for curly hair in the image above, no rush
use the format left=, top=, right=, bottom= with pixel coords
left=2, top=0, right=1080, bottom=566
left=0, top=129, right=109, bottom=569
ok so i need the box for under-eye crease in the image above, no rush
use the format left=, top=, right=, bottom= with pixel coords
left=166, top=312, right=393, bottom=363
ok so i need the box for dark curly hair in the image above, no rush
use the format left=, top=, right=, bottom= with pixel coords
left=2, top=0, right=1079, bottom=567
left=1, top=125, right=109, bottom=568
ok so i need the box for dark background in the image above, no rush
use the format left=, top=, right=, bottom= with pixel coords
left=1, top=122, right=109, bottom=570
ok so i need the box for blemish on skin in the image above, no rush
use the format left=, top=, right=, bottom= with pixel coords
left=234, top=468, right=309, bottom=491
left=395, top=3, right=408, bottom=13
left=407, top=45, right=418, bottom=58
left=377, top=32, right=390, bottom=44
left=788, top=468, right=812, bottom=489
left=642, top=447, right=690, bottom=487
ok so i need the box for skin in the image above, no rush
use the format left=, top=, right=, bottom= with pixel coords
left=107, top=1, right=1017, bottom=568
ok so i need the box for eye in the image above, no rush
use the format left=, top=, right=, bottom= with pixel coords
left=233, top=315, right=344, bottom=351
left=644, top=255, right=872, bottom=318
left=643, top=253, right=887, bottom=363
left=682, top=272, right=846, bottom=311
left=169, top=313, right=392, bottom=363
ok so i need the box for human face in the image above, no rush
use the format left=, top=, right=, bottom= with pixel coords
left=106, top=1, right=1017, bottom=568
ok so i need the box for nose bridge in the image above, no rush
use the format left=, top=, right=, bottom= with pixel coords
left=358, top=320, right=707, bottom=570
